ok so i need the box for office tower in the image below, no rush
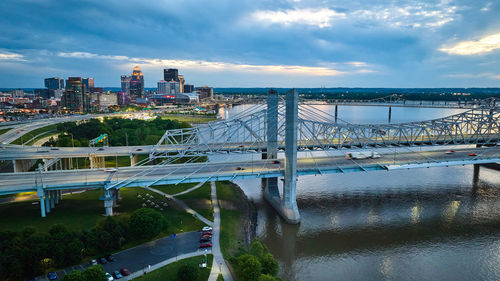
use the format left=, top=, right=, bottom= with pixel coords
left=82, top=77, right=94, bottom=90
left=61, top=77, right=90, bottom=112
left=158, top=80, right=180, bottom=95
left=178, top=75, right=185, bottom=93
left=183, top=84, right=194, bottom=93
left=196, top=86, right=213, bottom=100
left=44, top=77, right=65, bottom=90
left=121, top=75, right=131, bottom=95
left=163, top=68, right=179, bottom=82
left=129, top=66, right=145, bottom=98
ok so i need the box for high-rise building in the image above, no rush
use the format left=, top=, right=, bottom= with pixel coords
left=158, top=80, right=180, bottom=95
left=183, top=84, right=194, bottom=93
left=82, top=78, right=94, bottom=90
left=178, top=75, right=185, bottom=93
left=163, top=69, right=179, bottom=82
left=44, top=77, right=64, bottom=90
left=61, top=77, right=90, bottom=112
left=121, top=75, right=131, bottom=95
left=196, top=86, right=213, bottom=100
left=129, top=66, right=145, bottom=98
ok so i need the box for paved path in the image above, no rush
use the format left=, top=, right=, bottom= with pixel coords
left=172, top=182, right=204, bottom=197
left=145, top=186, right=214, bottom=226
left=208, top=181, right=234, bottom=281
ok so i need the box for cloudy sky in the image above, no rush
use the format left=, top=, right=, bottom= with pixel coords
left=0, top=0, right=499, bottom=88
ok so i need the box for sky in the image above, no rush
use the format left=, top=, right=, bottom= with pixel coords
left=0, top=0, right=499, bottom=88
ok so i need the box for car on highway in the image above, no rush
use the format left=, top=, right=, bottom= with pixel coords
left=113, top=270, right=123, bottom=279
left=200, top=242, right=212, bottom=248
left=468, top=153, right=477, bottom=156
left=97, top=147, right=105, bottom=151
left=120, top=268, right=131, bottom=276
left=235, top=167, right=245, bottom=170
left=445, top=150, right=455, bottom=154
left=271, top=160, right=280, bottom=164
left=105, top=272, right=114, bottom=281
left=136, top=148, right=143, bottom=151
left=202, top=226, right=212, bottom=231
left=50, top=147, right=59, bottom=150
left=47, top=272, right=57, bottom=280
left=103, top=168, right=118, bottom=172
left=37, top=150, right=50, bottom=153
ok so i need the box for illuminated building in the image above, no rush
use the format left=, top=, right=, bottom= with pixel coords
left=44, top=77, right=64, bottom=90
left=61, top=77, right=90, bottom=112
left=129, top=66, right=145, bottom=98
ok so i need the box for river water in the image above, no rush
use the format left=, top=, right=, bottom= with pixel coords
left=214, top=104, right=500, bottom=281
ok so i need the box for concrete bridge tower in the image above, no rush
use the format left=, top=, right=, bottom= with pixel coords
left=264, top=89, right=301, bottom=224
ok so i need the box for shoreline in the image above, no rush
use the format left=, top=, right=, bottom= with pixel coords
left=228, top=181, right=257, bottom=249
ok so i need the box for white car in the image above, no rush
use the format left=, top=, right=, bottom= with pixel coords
left=202, top=226, right=213, bottom=232
left=105, top=273, right=114, bottom=281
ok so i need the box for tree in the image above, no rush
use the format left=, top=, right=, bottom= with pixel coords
left=249, top=238, right=267, bottom=259
left=236, top=254, right=262, bottom=281
left=48, top=225, right=83, bottom=267
left=129, top=208, right=167, bottom=239
left=82, top=265, right=107, bottom=281
left=260, top=253, right=278, bottom=276
left=62, top=270, right=85, bottom=281
left=258, top=274, right=281, bottom=281
left=177, top=264, right=199, bottom=281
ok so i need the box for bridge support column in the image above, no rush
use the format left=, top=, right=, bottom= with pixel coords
left=90, top=155, right=105, bottom=169
left=45, top=192, right=51, bottom=213
left=473, top=164, right=480, bottom=185
left=388, top=106, right=392, bottom=123
left=103, top=189, right=114, bottom=216
left=37, top=187, right=46, bottom=218
left=50, top=190, right=55, bottom=209
left=130, top=154, right=138, bottom=166
left=263, top=89, right=280, bottom=199
left=12, top=159, right=34, bottom=173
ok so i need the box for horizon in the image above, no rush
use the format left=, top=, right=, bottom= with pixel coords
left=0, top=0, right=499, bottom=88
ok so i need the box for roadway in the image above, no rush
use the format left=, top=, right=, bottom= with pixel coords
left=1, top=147, right=499, bottom=195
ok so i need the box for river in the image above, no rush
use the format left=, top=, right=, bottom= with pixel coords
left=213, top=104, right=500, bottom=281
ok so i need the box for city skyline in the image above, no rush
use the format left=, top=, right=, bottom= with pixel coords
left=0, top=0, right=499, bottom=88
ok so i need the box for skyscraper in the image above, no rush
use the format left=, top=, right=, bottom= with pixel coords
left=196, top=86, right=214, bottom=100
left=82, top=78, right=94, bottom=90
left=61, top=77, right=90, bottom=112
left=163, top=69, right=179, bottom=82
left=178, top=75, right=185, bottom=93
left=158, top=80, right=180, bottom=95
left=129, top=66, right=145, bottom=98
left=44, top=77, right=64, bottom=90
left=183, top=84, right=194, bottom=93
left=121, top=75, right=131, bottom=95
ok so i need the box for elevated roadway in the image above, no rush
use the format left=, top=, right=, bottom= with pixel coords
left=1, top=147, right=499, bottom=196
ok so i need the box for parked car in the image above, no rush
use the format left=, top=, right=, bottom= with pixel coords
left=200, top=242, right=212, bottom=248
left=202, top=231, right=212, bottom=236
left=202, top=226, right=212, bottom=231
left=105, top=254, right=115, bottom=262
left=120, top=268, right=131, bottom=276
left=105, top=272, right=114, bottom=281
left=47, top=272, right=57, bottom=280
left=200, top=237, right=211, bottom=243
left=113, top=270, right=123, bottom=279
left=90, top=259, right=97, bottom=266
left=99, top=257, right=107, bottom=264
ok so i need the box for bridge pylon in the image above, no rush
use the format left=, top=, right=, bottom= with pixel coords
left=263, top=89, right=301, bottom=224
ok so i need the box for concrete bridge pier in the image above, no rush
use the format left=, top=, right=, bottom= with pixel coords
left=263, top=89, right=280, bottom=200
left=45, top=192, right=51, bottom=213
left=473, top=164, right=480, bottom=185
left=12, top=159, right=36, bottom=172
left=263, top=89, right=301, bottom=224
left=130, top=154, right=138, bottom=166
left=90, top=155, right=105, bottom=169
left=103, top=189, right=115, bottom=216
left=37, top=187, right=46, bottom=218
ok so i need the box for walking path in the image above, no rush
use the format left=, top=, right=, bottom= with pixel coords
left=208, top=181, right=234, bottom=281
left=145, top=186, right=214, bottom=226
left=172, top=182, right=204, bottom=197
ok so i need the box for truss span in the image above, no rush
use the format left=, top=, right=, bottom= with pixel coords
left=151, top=105, right=500, bottom=158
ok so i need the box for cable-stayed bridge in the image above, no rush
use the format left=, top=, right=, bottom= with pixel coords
left=1, top=90, right=499, bottom=223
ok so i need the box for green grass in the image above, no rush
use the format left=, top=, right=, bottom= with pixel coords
left=11, top=124, right=58, bottom=145
left=176, top=183, right=214, bottom=222
left=26, top=131, right=58, bottom=146
left=176, top=183, right=211, bottom=201
left=133, top=254, right=213, bottom=281
left=153, top=183, right=198, bottom=195
left=161, top=115, right=217, bottom=123
left=216, top=181, right=246, bottom=258
left=0, top=127, right=12, bottom=135
left=104, top=156, right=132, bottom=167
left=0, top=187, right=204, bottom=234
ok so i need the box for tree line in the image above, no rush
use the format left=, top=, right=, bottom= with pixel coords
left=0, top=208, right=167, bottom=280
left=231, top=239, right=282, bottom=281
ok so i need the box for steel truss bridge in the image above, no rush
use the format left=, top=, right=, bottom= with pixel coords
left=1, top=90, right=499, bottom=223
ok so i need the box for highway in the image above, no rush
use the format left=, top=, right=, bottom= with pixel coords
left=1, top=147, right=499, bottom=195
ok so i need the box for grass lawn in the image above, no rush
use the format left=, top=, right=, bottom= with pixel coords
left=0, top=127, right=12, bottom=135
left=105, top=156, right=132, bottom=167
left=153, top=183, right=198, bottom=195
left=0, top=187, right=204, bottom=234
left=11, top=124, right=58, bottom=145
left=176, top=183, right=214, bottom=222
left=133, top=254, right=213, bottom=281
left=26, top=131, right=58, bottom=146
left=161, top=115, right=217, bottom=123
left=216, top=181, right=246, bottom=258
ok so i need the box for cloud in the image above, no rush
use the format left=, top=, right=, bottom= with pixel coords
left=0, top=51, right=26, bottom=61
left=57, top=51, right=359, bottom=76
left=439, top=33, right=500, bottom=55
left=444, top=73, right=500, bottom=80
left=250, top=8, right=346, bottom=28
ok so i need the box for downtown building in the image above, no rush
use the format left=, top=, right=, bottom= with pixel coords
left=121, top=66, right=145, bottom=99
left=61, top=77, right=90, bottom=113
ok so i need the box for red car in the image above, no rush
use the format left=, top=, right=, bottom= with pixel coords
left=468, top=153, right=477, bottom=156
left=200, top=242, right=212, bottom=248
left=235, top=167, right=245, bottom=170
left=271, top=160, right=280, bottom=164
left=120, top=268, right=131, bottom=276
left=202, top=231, right=212, bottom=236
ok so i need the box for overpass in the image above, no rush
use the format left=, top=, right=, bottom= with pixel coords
left=0, top=90, right=499, bottom=223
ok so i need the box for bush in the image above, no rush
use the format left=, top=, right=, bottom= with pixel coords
left=236, top=254, right=262, bottom=281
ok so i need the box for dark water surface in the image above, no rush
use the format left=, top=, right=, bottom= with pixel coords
left=215, top=105, right=500, bottom=281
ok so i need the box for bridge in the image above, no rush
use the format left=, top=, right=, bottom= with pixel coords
left=0, top=90, right=499, bottom=223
